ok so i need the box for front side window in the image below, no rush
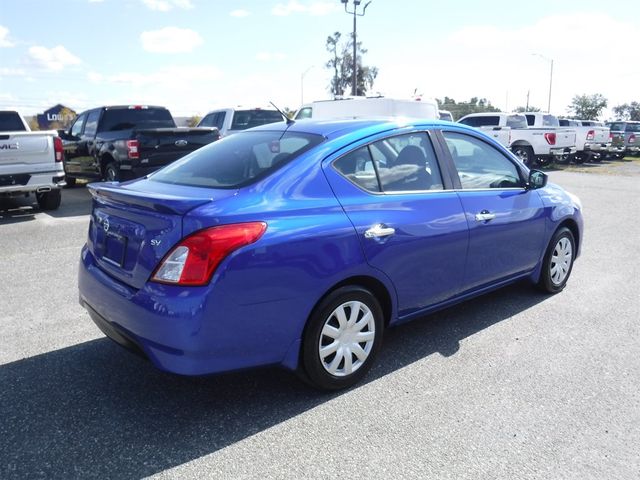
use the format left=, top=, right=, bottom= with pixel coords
left=150, top=131, right=324, bottom=188
left=84, top=110, right=101, bottom=136
left=333, top=132, right=444, bottom=193
left=443, top=132, right=522, bottom=189
left=295, top=107, right=313, bottom=120
left=198, top=113, right=216, bottom=127
left=70, top=113, right=87, bottom=137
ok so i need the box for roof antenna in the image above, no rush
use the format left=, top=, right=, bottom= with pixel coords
left=270, top=101, right=294, bottom=125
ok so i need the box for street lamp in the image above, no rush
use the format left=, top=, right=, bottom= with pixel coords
left=532, top=53, right=554, bottom=113
left=340, top=0, right=372, bottom=96
left=300, top=65, right=314, bottom=105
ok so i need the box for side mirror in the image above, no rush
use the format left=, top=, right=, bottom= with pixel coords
left=527, top=169, right=548, bottom=189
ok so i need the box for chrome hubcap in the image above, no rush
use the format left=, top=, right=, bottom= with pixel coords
left=319, top=301, right=375, bottom=377
left=550, top=237, right=573, bottom=285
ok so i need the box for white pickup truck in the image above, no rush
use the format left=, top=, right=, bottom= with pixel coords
left=294, top=96, right=440, bottom=121
left=558, top=119, right=611, bottom=163
left=0, top=110, right=65, bottom=210
left=458, top=112, right=576, bottom=166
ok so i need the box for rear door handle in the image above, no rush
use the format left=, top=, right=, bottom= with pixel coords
left=364, top=224, right=395, bottom=239
left=475, top=210, right=496, bottom=222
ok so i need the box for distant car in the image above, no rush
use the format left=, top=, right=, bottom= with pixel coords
left=606, top=121, right=640, bottom=157
left=439, top=110, right=453, bottom=122
left=197, top=107, right=284, bottom=136
left=79, top=119, right=583, bottom=390
left=558, top=119, right=611, bottom=163
left=293, top=96, right=439, bottom=121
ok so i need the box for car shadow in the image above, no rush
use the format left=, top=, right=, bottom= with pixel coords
left=0, top=185, right=91, bottom=224
left=0, top=282, right=547, bottom=479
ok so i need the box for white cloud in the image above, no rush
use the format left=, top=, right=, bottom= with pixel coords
left=256, top=52, right=287, bottom=62
left=106, top=65, right=221, bottom=88
left=28, top=45, right=81, bottom=71
left=272, top=0, right=340, bottom=16
left=141, top=0, right=193, bottom=12
left=0, top=68, right=26, bottom=77
left=0, top=26, right=14, bottom=47
left=230, top=9, right=250, bottom=18
left=87, top=71, right=104, bottom=83
left=88, top=0, right=105, bottom=3
left=140, top=27, right=203, bottom=53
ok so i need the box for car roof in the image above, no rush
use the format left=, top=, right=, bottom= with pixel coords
left=248, top=117, right=458, bottom=139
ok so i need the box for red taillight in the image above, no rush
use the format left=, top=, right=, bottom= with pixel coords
left=126, top=140, right=139, bottom=159
left=53, top=136, right=64, bottom=162
left=609, top=133, right=613, bottom=140
left=151, top=222, right=267, bottom=286
left=630, top=134, right=636, bottom=144
left=586, top=130, right=595, bottom=141
left=544, top=132, right=556, bottom=145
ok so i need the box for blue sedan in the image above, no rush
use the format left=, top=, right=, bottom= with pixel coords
left=78, top=119, right=583, bottom=390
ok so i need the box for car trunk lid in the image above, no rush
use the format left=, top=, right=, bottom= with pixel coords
left=87, top=179, right=236, bottom=289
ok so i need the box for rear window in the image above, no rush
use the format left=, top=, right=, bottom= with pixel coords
left=150, top=131, right=324, bottom=188
left=608, top=122, right=625, bottom=131
left=459, top=116, right=499, bottom=127
left=506, top=115, right=528, bottom=128
left=230, top=110, right=284, bottom=131
left=98, top=108, right=176, bottom=132
left=625, top=123, right=640, bottom=132
left=0, top=111, right=27, bottom=132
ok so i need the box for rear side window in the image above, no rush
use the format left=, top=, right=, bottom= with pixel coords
left=543, top=115, right=559, bottom=127
left=506, top=115, right=527, bottom=128
left=625, top=123, right=640, bottom=133
left=230, top=110, right=284, bottom=131
left=333, top=132, right=444, bottom=193
left=0, top=111, right=27, bottom=132
left=98, top=108, right=175, bottom=132
left=525, top=115, right=535, bottom=126
left=150, top=131, right=324, bottom=188
left=459, top=116, right=499, bottom=127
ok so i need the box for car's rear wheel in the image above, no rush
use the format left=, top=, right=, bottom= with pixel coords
left=537, top=227, right=576, bottom=293
left=512, top=146, right=534, bottom=167
left=36, top=189, right=61, bottom=211
left=302, top=286, right=383, bottom=390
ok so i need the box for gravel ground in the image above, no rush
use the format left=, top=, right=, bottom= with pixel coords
left=0, top=167, right=638, bottom=480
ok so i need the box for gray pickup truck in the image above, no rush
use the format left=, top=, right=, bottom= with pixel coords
left=606, top=121, right=640, bottom=158
left=0, top=110, right=65, bottom=210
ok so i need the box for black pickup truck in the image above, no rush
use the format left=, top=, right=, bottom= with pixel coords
left=60, top=105, right=219, bottom=184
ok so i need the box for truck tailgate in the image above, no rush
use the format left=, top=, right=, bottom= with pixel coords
left=134, top=127, right=220, bottom=169
left=0, top=132, right=56, bottom=167
left=555, top=128, right=576, bottom=149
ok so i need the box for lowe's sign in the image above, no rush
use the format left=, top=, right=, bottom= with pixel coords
left=36, top=104, right=76, bottom=130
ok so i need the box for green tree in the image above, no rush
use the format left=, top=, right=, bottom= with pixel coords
left=613, top=102, right=640, bottom=121
left=436, top=97, right=500, bottom=121
left=187, top=115, right=201, bottom=127
left=27, top=117, right=40, bottom=131
left=325, top=32, right=378, bottom=97
left=567, top=93, right=607, bottom=119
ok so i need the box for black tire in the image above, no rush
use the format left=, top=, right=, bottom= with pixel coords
left=511, top=146, right=534, bottom=167
left=64, top=176, right=77, bottom=188
left=104, top=162, right=120, bottom=182
left=301, top=286, right=384, bottom=390
left=536, top=227, right=576, bottom=294
left=557, top=153, right=571, bottom=165
left=36, top=189, right=61, bottom=211
left=574, top=152, right=586, bottom=164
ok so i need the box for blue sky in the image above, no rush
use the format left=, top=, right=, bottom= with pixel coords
left=1, top=0, right=639, bottom=118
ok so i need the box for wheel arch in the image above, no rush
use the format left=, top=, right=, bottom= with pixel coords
left=557, top=217, right=580, bottom=252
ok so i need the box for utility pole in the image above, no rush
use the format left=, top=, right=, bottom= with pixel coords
left=532, top=53, right=554, bottom=113
left=341, top=0, right=372, bottom=96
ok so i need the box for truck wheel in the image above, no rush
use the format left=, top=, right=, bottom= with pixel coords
left=557, top=154, right=571, bottom=165
left=574, top=153, right=585, bottom=164
left=36, top=189, right=62, bottom=211
left=512, top=146, right=534, bottom=167
left=104, top=162, right=120, bottom=182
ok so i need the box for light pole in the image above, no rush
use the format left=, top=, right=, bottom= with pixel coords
left=300, top=65, right=314, bottom=105
left=532, top=53, right=554, bottom=113
left=340, top=0, right=372, bottom=96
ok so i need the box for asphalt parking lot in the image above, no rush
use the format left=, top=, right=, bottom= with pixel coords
left=1, top=162, right=639, bottom=479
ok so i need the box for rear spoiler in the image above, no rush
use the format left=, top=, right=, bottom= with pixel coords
left=87, top=183, right=213, bottom=215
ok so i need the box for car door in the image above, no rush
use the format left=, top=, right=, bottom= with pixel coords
left=63, top=112, right=87, bottom=175
left=79, top=109, right=102, bottom=177
left=439, top=130, right=546, bottom=291
left=323, top=130, right=469, bottom=318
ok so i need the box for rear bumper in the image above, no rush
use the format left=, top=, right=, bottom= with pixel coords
left=625, top=146, right=640, bottom=154
left=584, top=142, right=611, bottom=153
left=548, top=147, right=576, bottom=157
left=0, top=170, right=65, bottom=195
left=78, top=246, right=300, bottom=376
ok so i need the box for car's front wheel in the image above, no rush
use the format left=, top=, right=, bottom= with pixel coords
left=302, top=286, right=384, bottom=390
left=537, top=227, right=576, bottom=293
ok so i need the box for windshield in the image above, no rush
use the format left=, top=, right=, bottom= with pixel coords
left=230, top=110, right=284, bottom=131
left=98, top=108, right=175, bottom=132
left=506, top=115, right=528, bottom=128
left=150, top=131, right=324, bottom=189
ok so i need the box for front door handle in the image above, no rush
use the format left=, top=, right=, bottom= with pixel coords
left=364, top=224, right=395, bottom=239
left=475, top=210, right=496, bottom=222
